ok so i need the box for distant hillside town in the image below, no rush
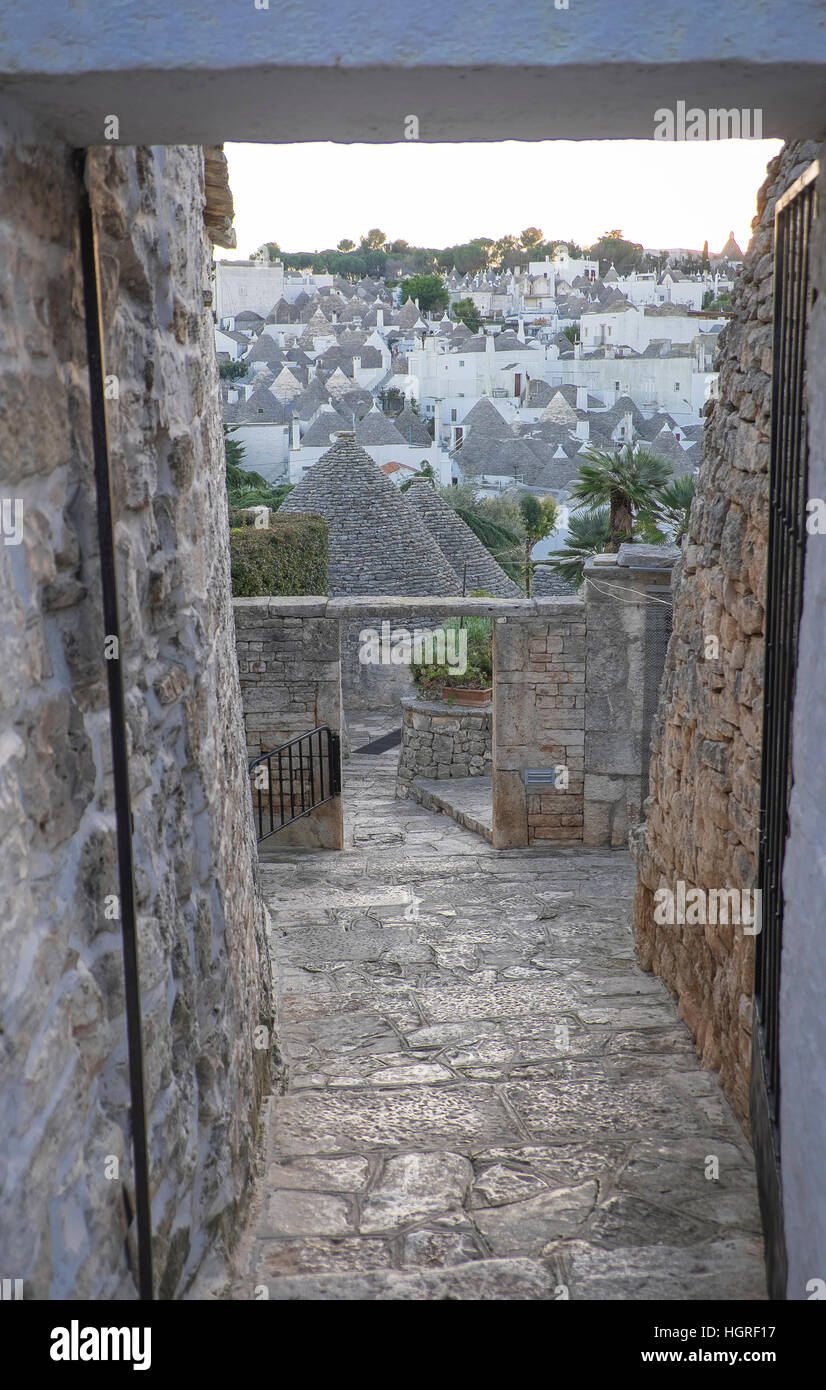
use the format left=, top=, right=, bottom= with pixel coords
left=214, top=235, right=743, bottom=519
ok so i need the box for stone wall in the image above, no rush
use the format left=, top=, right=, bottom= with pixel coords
left=583, top=546, right=678, bottom=848
left=492, top=601, right=586, bottom=848
left=234, top=597, right=343, bottom=849
left=0, top=125, right=271, bottom=1298
left=631, top=141, right=820, bottom=1127
left=396, top=694, right=492, bottom=787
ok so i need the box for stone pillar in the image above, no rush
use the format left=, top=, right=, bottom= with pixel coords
left=582, top=544, right=678, bottom=847
left=233, top=596, right=343, bottom=849
left=492, top=599, right=585, bottom=848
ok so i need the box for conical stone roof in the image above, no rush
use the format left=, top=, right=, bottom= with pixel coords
left=279, top=432, right=462, bottom=596
left=405, top=481, right=522, bottom=597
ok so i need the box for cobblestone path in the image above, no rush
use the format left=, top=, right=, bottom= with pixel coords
left=233, top=716, right=765, bottom=1300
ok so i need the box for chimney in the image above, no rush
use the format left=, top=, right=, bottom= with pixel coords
left=292, top=415, right=301, bottom=449
left=353, top=355, right=362, bottom=376
left=573, top=343, right=582, bottom=360
left=576, top=386, right=588, bottom=410
left=623, top=410, right=633, bottom=441
left=575, top=418, right=589, bottom=442
left=433, top=398, right=443, bottom=443
left=228, top=388, right=238, bottom=404
left=485, top=332, right=495, bottom=356
left=377, top=307, right=384, bottom=329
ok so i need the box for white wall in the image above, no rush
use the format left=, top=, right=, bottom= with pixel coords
left=215, top=260, right=285, bottom=323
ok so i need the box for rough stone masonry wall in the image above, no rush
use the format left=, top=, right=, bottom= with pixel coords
left=396, top=695, right=492, bottom=786
left=631, top=141, right=819, bottom=1127
left=0, top=123, right=271, bottom=1298
left=234, top=597, right=343, bottom=848
left=492, top=601, right=585, bottom=848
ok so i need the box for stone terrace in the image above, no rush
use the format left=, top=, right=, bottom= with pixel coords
left=229, top=716, right=765, bottom=1300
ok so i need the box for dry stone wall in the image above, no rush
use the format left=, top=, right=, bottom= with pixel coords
left=396, top=694, right=492, bottom=787
left=631, top=141, right=820, bottom=1128
left=0, top=126, right=271, bottom=1298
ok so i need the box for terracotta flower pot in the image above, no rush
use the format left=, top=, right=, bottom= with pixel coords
left=441, top=685, right=492, bottom=707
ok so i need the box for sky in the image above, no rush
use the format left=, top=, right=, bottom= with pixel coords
left=225, top=139, right=783, bottom=261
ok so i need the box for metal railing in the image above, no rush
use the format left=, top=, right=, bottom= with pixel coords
left=248, top=726, right=341, bottom=842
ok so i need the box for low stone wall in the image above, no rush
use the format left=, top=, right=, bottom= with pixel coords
left=396, top=694, right=492, bottom=786
left=233, top=597, right=343, bottom=849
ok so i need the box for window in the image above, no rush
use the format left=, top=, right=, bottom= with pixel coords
left=451, top=408, right=457, bottom=421
left=674, top=382, right=680, bottom=390
left=614, top=381, right=620, bottom=390
left=459, top=359, right=464, bottom=366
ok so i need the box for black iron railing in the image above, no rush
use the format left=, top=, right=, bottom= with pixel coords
left=249, top=726, right=341, bottom=842
left=753, top=157, right=818, bottom=1300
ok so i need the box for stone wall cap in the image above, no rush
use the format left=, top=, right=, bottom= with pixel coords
left=616, top=542, right=681, bottom=568
left=266, top=595, right=329, bottom=616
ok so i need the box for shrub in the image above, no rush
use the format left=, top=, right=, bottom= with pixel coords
left=230, top=515, right=327, bottom=596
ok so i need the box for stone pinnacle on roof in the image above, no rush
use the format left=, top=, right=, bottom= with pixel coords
left=279, top=432, right=462, bottom=597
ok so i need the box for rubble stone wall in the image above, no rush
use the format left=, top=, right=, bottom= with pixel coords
left=0, top=125, right=271, bottom=1298
left=631, top=141, right=820, bottom=1127
left=396, top=694, right=492, bottom=785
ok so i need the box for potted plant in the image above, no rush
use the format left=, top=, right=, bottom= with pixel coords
left=411, top=614, right=493, bottom=706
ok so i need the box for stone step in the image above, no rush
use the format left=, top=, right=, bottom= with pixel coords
left=406, top=775, right=493, bottom=842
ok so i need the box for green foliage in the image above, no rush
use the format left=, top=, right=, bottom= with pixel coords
left=399, top=461, right=436, bottom=493
left=219, top=359, right=249, bottom=382
left=251, top=241, right=281, bottom=263
left=587, top=230, right=644, bottom=276
left=411, top=614, right=493, bottom=692
left=452, top=297, right=481, bottom=333
left=519, top=493, right=559, bottom=595
left=636, top=472, right=696, bottom=545
left=401, top=274, right=449, bottom=314
left=229, top=515, right=328, bottom=597
left=225, top=424, right=293, bottom=510
left=562, top=325, right=579, bottom=344
left=437, top=482, right=526, bottom=586
left=546, top=507, right=612, bottom=587
left=521, top=227, right=544, bottom=248
left=570, top=444, right=673, bottom=549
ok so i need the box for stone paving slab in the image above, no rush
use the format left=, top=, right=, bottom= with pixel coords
left=232, top=713, right=766, bottom=1301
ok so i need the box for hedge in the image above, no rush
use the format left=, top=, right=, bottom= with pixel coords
left=230, top=514, right=328, bottom=596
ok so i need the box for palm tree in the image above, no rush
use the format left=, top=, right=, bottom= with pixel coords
left=637, top=473, right=696, bottom=546
left=570, top=444, right=673, bottom=550
left=545, top=507, right=611, bottom=587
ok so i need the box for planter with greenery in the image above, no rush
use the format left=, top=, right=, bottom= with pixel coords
left=411, top=613, right=493, bottom=704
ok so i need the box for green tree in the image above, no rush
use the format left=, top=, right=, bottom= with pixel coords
left=401, top=273, right=448, bottom=314
left=562, top=325, right=579, bottom=344
left=546, top=507, right=612, bottom=587
left=219, top=359, right=248, bottom=381
left=588, top=231, right=644, bottom=277
left=360, top=228, right=387, bottom=251
left=337, top=238, right=355, bottom=252
left=519, top=493, right=559, bottom=597
left=637, top=473, right=696, bottom=546
left=494, top=235, right=522, bottom=270
left=251, top=241, right=281, bottom=263
left=452, top=297, right=481, bottom=333
left=569, top=444, right=673, bottom=550
left=520, top=227, right=544, bottom=248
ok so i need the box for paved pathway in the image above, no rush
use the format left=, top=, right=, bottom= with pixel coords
left=232, top=715, right=765, bottom=1300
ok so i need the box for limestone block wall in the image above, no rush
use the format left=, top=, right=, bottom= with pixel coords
left=0, top=126, right=271, bottom=1298
left=492, top=601, right=586, bottom=848
left=631, top=141, right=820, bottom=1127
left=233, top=597, right=343, bottom=849
left=583, top=547, right=678, bottom=848
left=396, top=695, right=492, bottom=786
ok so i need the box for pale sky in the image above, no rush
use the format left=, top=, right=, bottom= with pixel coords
left=225, top=139, right=783, bottom=261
